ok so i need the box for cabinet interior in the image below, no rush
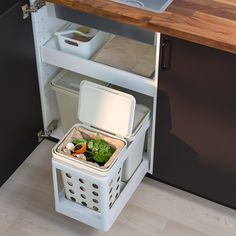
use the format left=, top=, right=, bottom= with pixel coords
left=31, top=2, right=159, bottom=177
left=28, top=1, right=163, bottom=231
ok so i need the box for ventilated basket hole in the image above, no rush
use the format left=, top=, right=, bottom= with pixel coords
left=109, top=187, right=113, bottom=194
left=66, top=173, right=72, bottom=178
left=115, top=193, right=119, bottom=199
left=81, top=194, right=86, bottom=199
left=69, top=189, right=75, bottom=194
left=80, top=186, right=86, bottom=191
left=109, top=202, right=113, bottom=209
left=92, top=191, right=99, bottom=196
left=67, top=181, right=73, bottom=186
left=79, top=178, right=84, bottom=184
left=118, top=168, right=121, bottom=174
left=70, top=197, right=76, bottom=202
left=81, top=201, right=87, bottom=206
left=92, top=183, right=99, bottom=189
left=117, top=176, right=120, bottom=182
left=116, top=185, right=120, bottom=191
left=93, top=199, right=99, bottom=204
left=93, top=206, right=99, bottom=211
left=109, top=195, right=112, bottom=200
left=109, top=179, right=113, bottom=187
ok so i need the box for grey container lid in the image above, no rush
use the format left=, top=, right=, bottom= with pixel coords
left=51, top=70, right=108, bottom=95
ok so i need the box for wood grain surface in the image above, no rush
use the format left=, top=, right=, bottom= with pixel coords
left=47, top=0, right=236, bottom=54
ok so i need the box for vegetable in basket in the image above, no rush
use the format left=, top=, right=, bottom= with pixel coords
left=87, top=134, right=114, bottom=164
left=66, top=134, right=115, bottom=165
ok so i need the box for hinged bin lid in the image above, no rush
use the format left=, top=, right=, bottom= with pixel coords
left=78, top=81, right=136, bottom=137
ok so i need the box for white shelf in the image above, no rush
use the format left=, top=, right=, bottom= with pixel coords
left=41, top=37, right=156, bottom=97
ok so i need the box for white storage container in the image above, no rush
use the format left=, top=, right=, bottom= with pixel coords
left=51, top=70, right=108, bottom=132
left=55, top=24, right=111, bottom=59
left=121, top=104, right=149, bottom=182
left=111, top=85, right=153, bottom=181
left=52, top=81, right=150, bottom=230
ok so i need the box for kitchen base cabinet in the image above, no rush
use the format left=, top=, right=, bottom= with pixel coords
left=2, top=0, right=236, bottom=230
left=28, top=2, right=158, bottom=230
left=153, top=35, right=236, bottom=209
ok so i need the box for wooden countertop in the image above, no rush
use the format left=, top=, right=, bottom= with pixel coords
left=47, top=0, right=236, bottom=55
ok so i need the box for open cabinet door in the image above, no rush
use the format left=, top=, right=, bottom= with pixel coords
left=0, top=1, right=43, bottom=186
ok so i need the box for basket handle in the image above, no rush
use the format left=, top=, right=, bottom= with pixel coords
left=64, top=39, right=79, bottom=47
left=55, top=30, right=96, bottom=38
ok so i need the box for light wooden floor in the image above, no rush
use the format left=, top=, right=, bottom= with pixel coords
left=1, top=140, right=236, bottom=236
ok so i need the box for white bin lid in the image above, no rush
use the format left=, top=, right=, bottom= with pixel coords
left=51, top=70, right=107, bottom=95
left=78, top=81, right=150, bottom=138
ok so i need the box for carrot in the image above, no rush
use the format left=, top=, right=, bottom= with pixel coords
left=74, top=143, right=87, bottom=154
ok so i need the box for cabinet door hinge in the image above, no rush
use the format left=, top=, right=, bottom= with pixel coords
left=22, top=0, right=46, bottom=19
left=37, top=119, right=58, bottom=142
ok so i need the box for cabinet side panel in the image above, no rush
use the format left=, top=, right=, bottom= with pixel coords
left=30, top=2, right=67, bottom=130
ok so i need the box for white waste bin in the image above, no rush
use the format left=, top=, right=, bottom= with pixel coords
left=52, top=81, right=151, bottom=230
left=51, top=70, right=108, bottom=132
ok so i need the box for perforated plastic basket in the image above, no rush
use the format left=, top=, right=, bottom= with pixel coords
left=53, top=124, right=127, bottom=212
left=60, top=160, right=123, bottom=212
left=52, top=81, right=150, bottom=213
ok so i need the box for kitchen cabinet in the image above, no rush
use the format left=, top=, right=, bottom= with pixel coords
left=1, top=0, right=235, bottom=231
left=153, top=35, right=236, bottom=209
left=0, top=0, right=43, bottom=185
left=29, top=1, right=158, bottom=231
